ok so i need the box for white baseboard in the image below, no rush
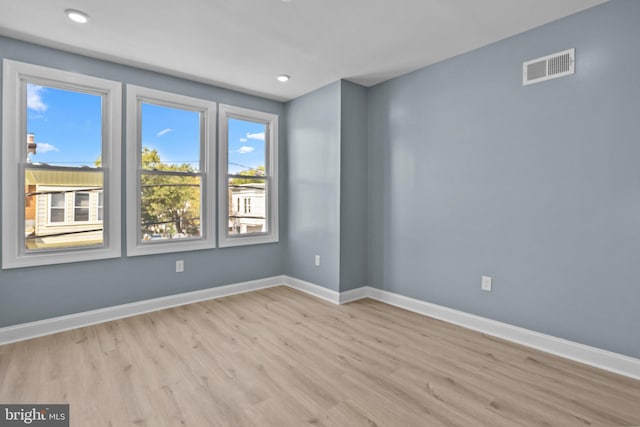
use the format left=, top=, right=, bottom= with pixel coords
left=361, top=286, right=640, bottom=381
left=0, top=275, right=286, bottom=346
left=1, top=275, right=639, bottom=381
left=285, top=276, right=341, bottom=304
left=339, top=286, right=370, bottom=304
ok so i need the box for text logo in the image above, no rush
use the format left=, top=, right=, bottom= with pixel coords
left=0, top=405, right=68, bottom=427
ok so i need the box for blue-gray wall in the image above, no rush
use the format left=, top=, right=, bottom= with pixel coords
left=340, top=81, right=368, bottom=291
left=285, top=82, right=342, bottom=290
left=367, top=0, right=640, bottom=359
left=0, top=36, right=286, bottom=327
left=285, top=80, right=368, bottom=292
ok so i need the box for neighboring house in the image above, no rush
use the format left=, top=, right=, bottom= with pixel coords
left=24, top=135, right=103, bottom=250
left=228, top=182, right=266, bottom=234
left=25, top=168, right=103, bottom=249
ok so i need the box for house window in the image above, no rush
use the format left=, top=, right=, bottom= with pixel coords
left=2, top=60, right=122, bottom=268
left=74, top=192, right=91, bottom=222
left=218, top=105, right=278, bottom=247
left=49, top=193, right=66, bottom=223
left=126, top=85, right=216, bottom=256
left=97, top=191, right=104, bottom=222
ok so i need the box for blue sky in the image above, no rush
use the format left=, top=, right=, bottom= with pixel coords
left=27, top=84, right=102, bottom=167
left=26, top=84, right=267, bottom=173
left=227, top=118, right=266, bottom=175
left=141, top=102, right=200, bottom=170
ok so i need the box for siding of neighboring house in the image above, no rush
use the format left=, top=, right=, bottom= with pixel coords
left=229, top=183, right=266, bottom=234
left=25, top=168, right=103, bottom=248
left=34, top=187, right=103, bottom=245
left=25, top=184, right=37, bottom=233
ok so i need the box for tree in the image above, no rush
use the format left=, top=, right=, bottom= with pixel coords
left=140, top=147, right=201, bottom=238
left=229, top=165, right=265, bottom=185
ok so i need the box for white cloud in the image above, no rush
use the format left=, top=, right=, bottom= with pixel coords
left=36, top=142, right=59, bottom=154
left=236, top=146, right=255, bottom=154
left=240, top=138, right=248, bottom=142
left=156, top=128, right=173, bottom=137
left=27, top=85, right=47, bottom=112
left=246, top=132, right=265, bottom=141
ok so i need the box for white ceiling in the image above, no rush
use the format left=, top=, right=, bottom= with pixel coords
left=0, top=0, right=607, bottom=102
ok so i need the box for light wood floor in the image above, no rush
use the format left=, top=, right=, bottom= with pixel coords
left=0, top=286, right=638, bottom=426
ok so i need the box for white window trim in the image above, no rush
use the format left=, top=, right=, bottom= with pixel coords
left=2, top=59, right=122, bottom=269
left=125, top=85, right=216, bottom=256
left=218, top=104, right=279, bottom=247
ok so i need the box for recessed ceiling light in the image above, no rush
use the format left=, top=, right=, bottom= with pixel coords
left=277, top=74, right=290, bottom=82
left=65, top=9, right=89, bottom=24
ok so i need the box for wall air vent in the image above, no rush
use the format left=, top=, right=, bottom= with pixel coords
left=523, top=48, right=575, bottom=86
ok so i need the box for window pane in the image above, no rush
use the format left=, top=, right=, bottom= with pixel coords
left=25, top=168, right=104, bottom=251
left=74, top=209, right=89, bottom=222
left=141, top=103, right=201, bottom=171
left=49, top=193, right=65, bottom=223
left=228, top=177, right=267, bottom=235
left=50, top=192, right=65, bottom=208
left=228, top=118, right=266, bottom=176
left=26, top=85, right=102, bottom=167
left=75, top=192, right=90, bottom=207
left=24, top=84, right=103, bottom=252
left=50, top=209, right=65, bottom=223
left=97, top=191, right=104, bottom=221
left=140, top=172, right=201, bottom=241
left=74, top=192, right=90, bottom=221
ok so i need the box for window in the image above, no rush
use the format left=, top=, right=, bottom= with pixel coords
left=49, top=193, right=66, bottom=224
left=74, top=192, right=90, bottom=222
left=218, top=105, right=278, bottom=247
left=2, top=60, right=121, bottom=268
left=97, top=190, right=104, bottom=222
left=126, top=85, right=216, bottom=256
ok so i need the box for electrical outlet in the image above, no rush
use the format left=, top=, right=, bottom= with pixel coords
left=481, top=276, right=492, bottom=292
left=176, top=260, right=184, bottom=273
left=314, top=255, right=320, bottom=267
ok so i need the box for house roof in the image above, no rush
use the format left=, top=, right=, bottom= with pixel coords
left=25, top=167, right=103, bottom=187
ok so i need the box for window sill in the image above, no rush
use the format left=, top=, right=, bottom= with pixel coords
left=218, top=233, right=279, bottom=248
left=126, top=238, right=215, bottom=257
left=3, top=246, right=119, bottom=269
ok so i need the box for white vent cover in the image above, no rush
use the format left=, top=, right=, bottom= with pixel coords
left=523, top=48, right=575, bottom=86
